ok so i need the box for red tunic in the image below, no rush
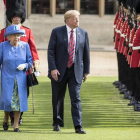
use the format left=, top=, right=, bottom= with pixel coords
left=0, top=25, right=39, bottom=61
left=120, top=20, right=128, bottom=53
left=118, top=19, right=127, bottom=53
left=130, top=26, right=140, bottom=68
left=123, top=25, right=130, bottom=58
left=127, top=27, right=135, bottom=64
left=114, top=17, right=123, bottom=50
left=113, top=12, right=119, bottom=42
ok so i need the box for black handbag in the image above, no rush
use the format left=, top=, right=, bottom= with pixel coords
left=27, top=65, right=38, bottom=87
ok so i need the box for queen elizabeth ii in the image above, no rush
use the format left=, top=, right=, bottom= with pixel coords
left=0, top=25, right=33, bottom=132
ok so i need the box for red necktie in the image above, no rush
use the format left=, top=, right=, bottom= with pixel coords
left=67, top=30, right=74, bottom=68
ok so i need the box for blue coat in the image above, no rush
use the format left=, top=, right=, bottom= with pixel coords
left=0, top=41, right=33, bottom=112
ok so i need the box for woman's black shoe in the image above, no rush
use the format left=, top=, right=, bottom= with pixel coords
left=3, top=122, right=9, bottom=130
left=14, top=128, right=20, bottom=132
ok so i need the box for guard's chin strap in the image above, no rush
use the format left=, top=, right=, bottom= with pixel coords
left=11, top=19, right=22, bottom=26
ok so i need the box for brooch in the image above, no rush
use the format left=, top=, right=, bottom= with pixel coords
left=21, top=45, right=24, bottom=50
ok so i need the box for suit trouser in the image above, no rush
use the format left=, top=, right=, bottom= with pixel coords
left=51, top=65, right=82, bottom=127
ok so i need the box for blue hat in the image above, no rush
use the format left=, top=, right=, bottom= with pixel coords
left=4, top=25, right=25, bottom=37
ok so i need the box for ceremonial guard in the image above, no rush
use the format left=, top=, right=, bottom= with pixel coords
left=114, top=0, right=128, bottom=92
left=113, top=0, right=123, bottom=87
left=129, top=0, right=140, bottom=111
left=120, top=0, right=132, bottom=97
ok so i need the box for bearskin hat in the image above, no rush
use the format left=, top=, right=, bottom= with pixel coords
left=126, top=0, right=133, bottom=13
left=131, top=0, right=137, bottom=13
left=122, top=0, right=127, bottom=9
left=136, top=0, right=140, bottom=14
left=118, top=0, right=122, bottom=6
left=6, top=0, right=26, bottom=23
left=126, top=0, right=132, bottom=7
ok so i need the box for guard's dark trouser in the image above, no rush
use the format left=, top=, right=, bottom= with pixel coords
left=117, top=52, right=121, bottom=82
left=128, top=68, right=136, bottom=95
left=126, top=66, right=133, bottom=92
left=123, top=58, right=132, bottom=91
left=134, top=68, right=140, bottom=101
left=118, top=53, right=126, bottom=85
left=51, top=64, right=82, bottom=128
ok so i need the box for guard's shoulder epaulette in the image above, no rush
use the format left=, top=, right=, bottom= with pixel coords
left=1, top=27, right=6, bottom=30
left=0, top=27, right=6, bottom=34
left=22, top=25, right=30, bottom=29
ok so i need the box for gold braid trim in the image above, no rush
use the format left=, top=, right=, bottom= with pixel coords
left=34, top=60, right=40, bottom=71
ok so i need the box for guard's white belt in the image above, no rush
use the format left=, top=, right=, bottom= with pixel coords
left=115, top=29, right=119, bottom=33
left=132, top=46, right=140, bottom=50
left=115, top=29, right=121, bottom=34
left=115, top=29, right=118, bottom=32
left=118, top=30, right=121, bottom=34
left=129, top=43, right=133, bottom=47
left=120, top=34, right=126, bottom=38
left=113, top=25, right=116, bottom=28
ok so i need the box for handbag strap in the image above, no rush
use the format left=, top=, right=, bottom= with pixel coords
left=28, top=68, right=32, bottom=74
left=28, top=63, right=33, bottom=74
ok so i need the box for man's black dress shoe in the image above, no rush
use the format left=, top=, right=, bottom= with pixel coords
left=53, top=124, right=60, bottom=131
left=3, top=122, right=9, bottom=130
left=14, top=128, right=20, bottom=132
left=75, top=127, right=86, bottom=134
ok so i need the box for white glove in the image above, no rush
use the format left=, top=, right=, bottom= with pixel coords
left=34, top=71, right=40, bottom=76
left=17, top=64, right=26, bottom=71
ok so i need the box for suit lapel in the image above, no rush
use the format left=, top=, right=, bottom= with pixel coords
left=75, top=27, right=80, bottom=53
left=62, top=25, right=68, bottom=52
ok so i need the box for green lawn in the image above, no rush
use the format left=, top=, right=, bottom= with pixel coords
left=0, top=76, right=140, bottom=140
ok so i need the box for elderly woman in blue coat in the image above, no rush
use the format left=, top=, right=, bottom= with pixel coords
left=0, top=25, right=33, bottom=132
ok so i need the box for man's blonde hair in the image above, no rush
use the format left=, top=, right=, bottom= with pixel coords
left=64, top=10, right=80, bottom=23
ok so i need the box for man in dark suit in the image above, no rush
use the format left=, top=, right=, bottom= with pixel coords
left=47, top=10, right=90, bottom=134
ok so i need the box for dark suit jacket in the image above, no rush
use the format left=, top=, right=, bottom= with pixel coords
left=48, top=25, right=90, bottom=84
